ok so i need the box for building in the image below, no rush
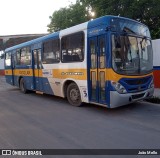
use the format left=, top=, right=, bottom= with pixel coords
left=152, top=39, right=160, bottom=88
left=0, top=34, right=47, bottom=75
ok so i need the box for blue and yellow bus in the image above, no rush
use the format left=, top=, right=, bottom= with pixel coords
left=5, top=15, right=154, bottom=108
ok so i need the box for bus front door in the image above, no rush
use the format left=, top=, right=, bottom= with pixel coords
left=33, top=49, right=43, bottom=91
left=88, top=35, right=106, bottom=104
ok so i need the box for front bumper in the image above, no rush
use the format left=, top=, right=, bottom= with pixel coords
left=110, top=87, right=154, bottom=108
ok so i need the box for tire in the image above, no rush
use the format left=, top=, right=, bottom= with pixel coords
left=20, top=78, right=28, bottom=94
left=67, top=83, right=82, bottom=107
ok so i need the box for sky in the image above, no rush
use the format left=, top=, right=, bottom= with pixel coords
left=0, top=0, right=76, bottom=36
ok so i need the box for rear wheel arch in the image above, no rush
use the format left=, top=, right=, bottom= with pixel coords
left=66, top=82, right=82, bottom=107
left=19, top=77, right=28, bottom=94
left=63, top=80, right=75, bottom=98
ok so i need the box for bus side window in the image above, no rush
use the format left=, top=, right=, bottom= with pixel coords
left=5, top=52, right=11, bottom=66
left=15, top=47, right=31, bottom=66
left=99, top=37, right=105, bottom=68
left=61, top=31, right=84, bottom=62
left=90, top=40, right=96, bottom=68
left=16, top=49, right=21, bottom=65
left=43, top=39, right=60, bottom=64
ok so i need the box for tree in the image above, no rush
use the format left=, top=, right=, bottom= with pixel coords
left=47, top=0, right=88, bottom=33
left=48, top=0, right=160, bottom=39
left=80, top=0, right=160, bottom=39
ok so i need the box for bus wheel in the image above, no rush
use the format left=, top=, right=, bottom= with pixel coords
left=20, top=78, right=27, bottom=94
left=67, top=83, right=82, bottom=107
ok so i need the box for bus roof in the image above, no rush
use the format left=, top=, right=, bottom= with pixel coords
left=5, top=15, right=147, bottom=52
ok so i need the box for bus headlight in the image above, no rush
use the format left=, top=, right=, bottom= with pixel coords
left=111, top=81, right=127, bottom=94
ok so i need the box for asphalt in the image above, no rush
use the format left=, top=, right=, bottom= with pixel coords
left=0, top=76, right=160, bottom=158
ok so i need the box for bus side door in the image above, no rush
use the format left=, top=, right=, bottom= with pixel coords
left=5, top=51, right=15, bottom=85
left=88, top=35, right=107, bottom=104
left=33, top=49, right=43, bottom=91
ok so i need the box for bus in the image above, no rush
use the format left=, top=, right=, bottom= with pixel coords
left=4, top=15, right=154, bottom=108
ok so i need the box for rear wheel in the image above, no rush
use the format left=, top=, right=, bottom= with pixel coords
left=67, top=83, right=82, bottom=107
left=20, top=78, right=28, bottom=94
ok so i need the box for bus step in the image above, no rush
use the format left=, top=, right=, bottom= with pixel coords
left=36, top=91, right=43, bottom=95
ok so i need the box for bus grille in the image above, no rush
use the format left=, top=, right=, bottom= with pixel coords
left=132, top=93, right=145, bottom=100
left=125, top=76, right=151, bottom=85
left=119, top=76, right=152, bottom=93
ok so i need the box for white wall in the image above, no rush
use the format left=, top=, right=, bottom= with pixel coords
left=152, top=39, right=160, bottom=66
left=0, top=59, right=4, bottom=70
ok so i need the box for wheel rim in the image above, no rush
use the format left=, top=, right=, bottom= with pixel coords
left=70, top=88, right=80, bottom=102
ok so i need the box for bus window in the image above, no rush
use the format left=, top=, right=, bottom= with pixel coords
left=90, top=40, right=96, bottom=68
left=16, top=47, right=31, bottom=66
left=21, top=47, right=31, bottom=65
left=99, top=37, right=105, bottom=68
left=61, top=32, right=84, bottom=62
left=5, top=52, right=11, bottom=66
left=16, top=49, right=21, bottom=65
left=43, top=39, right=60, bottom=64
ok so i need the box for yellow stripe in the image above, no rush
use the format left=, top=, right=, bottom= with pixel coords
left=106, top=69, right=153, bottom=81
left=5, top=68, right=153, bottom=81
left=34, top=69, right=43, bottom=77
left=5, top=70, right=13, bottom=75
left=90, top=68, right=153, bottom=81
left=14, top=69, right=33, bottom=76
left=5, top=69, right=42, bottom=77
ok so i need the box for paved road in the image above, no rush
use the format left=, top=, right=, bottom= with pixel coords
left=0, top=76, right=160, bottom=158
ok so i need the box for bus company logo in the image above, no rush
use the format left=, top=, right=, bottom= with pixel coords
left=42, top=70, right=52, bottom=77
left=61, top=72, right=84, bottom=76
left=89, top=28, right=104, bottom=35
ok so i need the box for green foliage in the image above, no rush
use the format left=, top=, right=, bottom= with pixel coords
left=47, top=1, right=88, bottom=33
left=48, top=0, right=160, bottom=39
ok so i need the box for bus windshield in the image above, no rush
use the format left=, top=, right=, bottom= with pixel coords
left=110, top=18, right=150, bottom=37
left=112, top=34, right=153, bottom=75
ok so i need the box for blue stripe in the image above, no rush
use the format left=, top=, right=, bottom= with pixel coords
left=153, top=66, right=160, bottom=70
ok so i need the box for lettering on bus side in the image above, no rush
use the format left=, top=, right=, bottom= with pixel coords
left=19, top=71, right=31, bottom=76
left=61, top=72, right=84, bottom=76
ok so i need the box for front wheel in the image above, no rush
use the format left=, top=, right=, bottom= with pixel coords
left=20, top=78, right=28, bottom=94
left=67, top=83, right=82, bottom=107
